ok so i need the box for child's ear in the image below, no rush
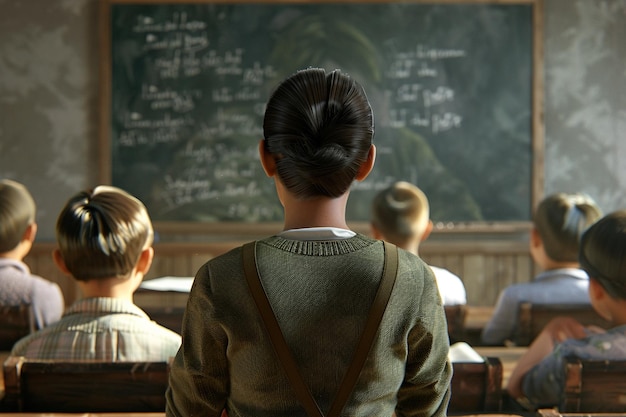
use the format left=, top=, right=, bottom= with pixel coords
left=355, top=145, right=376, bottom=181
left=420, top=220, right=434, bottom=242
left=589, top=278, right=606, bottom=302
left=52, top=249, right=71, bottom=275
left=23, top=223, right=37, bottom=243
left=136, top=247, right=154, bottom=275
left=530, top=227, right=542, bottom=248
left=259, top=139, right=276, bottom=177
left=588, top=278, right=612, bottom=320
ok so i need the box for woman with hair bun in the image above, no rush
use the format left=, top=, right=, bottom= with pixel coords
left=166, top=68, right=451, bottom=417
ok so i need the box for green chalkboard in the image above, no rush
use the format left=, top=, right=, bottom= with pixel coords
left=100, top=0, right=541, bottom=227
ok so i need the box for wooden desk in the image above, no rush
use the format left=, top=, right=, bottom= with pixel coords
left=1, top=350, right=11, bottom=400
left=466, top=306, right=495, bottom=330
left=459, top=306, right=494, bottom=346
left=474, top=346, right=527, bottom=388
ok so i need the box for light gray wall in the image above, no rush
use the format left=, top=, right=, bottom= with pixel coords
left=543, top=0, right=626, bottom=214
left=1, top=0, right=624, bottom=241
left=0, top=0, right=99, bottom=241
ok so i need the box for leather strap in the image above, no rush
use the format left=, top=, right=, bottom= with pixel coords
left=242, top=240, right=398, bottom=417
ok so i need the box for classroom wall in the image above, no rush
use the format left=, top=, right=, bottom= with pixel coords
left=2, top=0, right=626, bottom=306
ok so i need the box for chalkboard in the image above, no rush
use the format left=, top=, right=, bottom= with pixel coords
left=99, top=0, right=542, bottom=228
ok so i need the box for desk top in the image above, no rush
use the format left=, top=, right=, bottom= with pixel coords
left=475, top=346, right=527, bottom=388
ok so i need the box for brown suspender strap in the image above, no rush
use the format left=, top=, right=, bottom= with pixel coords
left=327, top=240, right=398, bottom=417
left=242, top=240, right=399, bottom=417
left=242, top=241, right=323, bottom=417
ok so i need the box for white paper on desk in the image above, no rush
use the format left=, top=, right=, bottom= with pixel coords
left=140, top=276, right=194, bottom=292
left=448, top=342, right=485, bottom=363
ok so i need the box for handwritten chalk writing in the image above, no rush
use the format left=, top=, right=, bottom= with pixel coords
left=423, top=86, right=455, bottom=107
left=203, top=49, right=244, bottom=68
left=409, top=113, right=430, bottom=127
left=133, top=15, right=177, bottom=33
left=432, top=112, right=462, bottom=134
left=154, top=51, right=181, bottom=78
left=417, top=62, right=437, bottom=77
left=395, top=83, right=422, bottom=102
left=235, top=86, right=261, bottom=101
left=215, top=66, right=243, bottom=76
left=214, top=161, right=257, bottom=179
left=143, top=85, right=202, bottom=113
left=143, top=33, right=182, bottom=51
left=161, top=174, right=213, bottom=208
left=118, top=129, right=182, bottom=146
left=242, top=62, right=277, bottom=86
left=388, top=109, right=408, bottom=128
left=212, top=87, right=234, bottom=102
left=416, top=44, right=466, bottom=60
left=184, top=33, right=209, bottom=51
left=123, top=113, right=193, bottom=129
left=197, top=121, right=235, bottom=137
left=182, top=143, right=218, bottom=163
left=133, top=12, right=207, bottom=33
left=223, top=182, right=262, bottom=197
left=227, top=202, right=279, bottom=221
left=386, top=59, right=414, bottom=79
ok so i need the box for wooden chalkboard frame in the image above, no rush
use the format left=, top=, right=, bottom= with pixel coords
left=98, top=0, right=544, bottom=237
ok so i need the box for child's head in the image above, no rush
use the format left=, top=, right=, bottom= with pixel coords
left=55, top=185, right=154, bottom=282
left=579, top=210, right=626, bottom=301
left=370, top=181, right=431, bottom=248
left=532, top=193, right=602, bottom=263
left=262, top=68, right=374, bottom=199
left=0, top=179, right=36, bottom=253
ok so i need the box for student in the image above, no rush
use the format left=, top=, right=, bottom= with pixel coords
left=371, top=181, right=467, bottom=306
left=481, top=193, right=602, bottom=346
left=0, top=179, right=64, bottom=330
left=506, top=210, right=626, bottom=409
left=11, top=185, right=181, bottom=361
left=166, top=68, right=451, bottom=417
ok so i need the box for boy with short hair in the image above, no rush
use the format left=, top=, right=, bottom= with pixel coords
left=507, top=210, right=626, bottom=408
left=370, top=181, right=467, bottom=306
left=12, top=185, right=181, bottom=361
left=0, top=179, right=64, bottom=329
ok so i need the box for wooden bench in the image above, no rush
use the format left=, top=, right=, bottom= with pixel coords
left=560, top=357, right=626, bottom=413
left=445, top=304, right=468, bottom=343
left=513, top=303, right=611, bottom=346
left=1, top=355, right=170, bottom=412
left=0, top=304, right=35, bottom=350
left=448, top=357, right=503, bottom=414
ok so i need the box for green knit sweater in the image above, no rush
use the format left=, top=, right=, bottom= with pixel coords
left=166, top=234, right=451, bottom=417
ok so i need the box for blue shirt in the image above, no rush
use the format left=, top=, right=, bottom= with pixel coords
left=0, top=258, right=64, bottom=329
left=481, top=268, right=590, bottom=345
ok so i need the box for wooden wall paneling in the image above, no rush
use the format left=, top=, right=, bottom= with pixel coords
left=443, top=255, right=464, bottom=282
left=516, top=254, right=535, bottom=283
left=483, top=255, right=501, bottom=306
left=25, top=244, right=78, bottom=308
left=27, top=240, right=533, bottom=308
left=499, top=255, right=517, bottom=292
left=463, top=254, right=487, bottom=306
